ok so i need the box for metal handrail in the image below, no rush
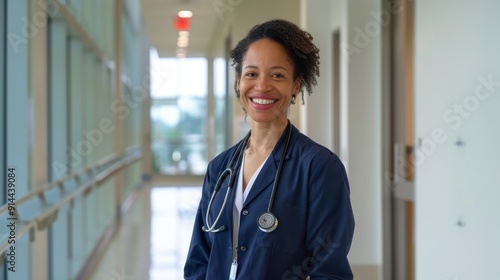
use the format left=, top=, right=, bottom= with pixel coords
left=0, top=147, right=143, bottom=256
left=0, top=153, right=119, bottom=216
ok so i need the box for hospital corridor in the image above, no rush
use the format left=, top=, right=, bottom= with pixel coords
left=1, top=0, right=499, bottom=279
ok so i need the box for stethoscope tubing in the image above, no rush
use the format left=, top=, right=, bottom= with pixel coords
left=203, top=132, right=250, bottom=233
left=202, top=121, right=291, bottom=233
left=203, top=178, right=230, bottom=232
left=266, top=122, right=292, bottom=212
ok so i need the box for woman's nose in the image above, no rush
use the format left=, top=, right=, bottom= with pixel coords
left=254, top=76, right=273, bottom=91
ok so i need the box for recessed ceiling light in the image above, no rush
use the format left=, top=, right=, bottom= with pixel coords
left=178, top=11, right=193, bottom=18
left=177, top=40, right=189, bottom=48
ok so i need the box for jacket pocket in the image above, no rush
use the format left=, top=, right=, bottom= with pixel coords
left=257, top=201, right=305, bottom=254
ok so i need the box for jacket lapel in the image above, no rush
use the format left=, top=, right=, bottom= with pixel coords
left=242, top=156, right=277, bottom=207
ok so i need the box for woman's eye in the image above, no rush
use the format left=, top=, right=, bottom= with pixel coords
left=245, top=72, right=256, bottom=77
left=272, top=73, right=284, bottom=78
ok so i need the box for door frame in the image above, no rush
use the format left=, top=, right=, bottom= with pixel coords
left=382, top=0, right=416, bottom=279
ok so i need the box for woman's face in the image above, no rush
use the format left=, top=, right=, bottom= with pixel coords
left=238, top=38, right=301, bottom=127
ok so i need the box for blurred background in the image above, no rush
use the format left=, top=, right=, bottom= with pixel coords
left=0, top=0, right=499, bottom=279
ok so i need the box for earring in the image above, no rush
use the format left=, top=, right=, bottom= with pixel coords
left=291, top=95, right=296, bottom=105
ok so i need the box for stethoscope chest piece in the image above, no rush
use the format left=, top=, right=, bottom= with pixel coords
left=257, top=211, right=278, bottom=232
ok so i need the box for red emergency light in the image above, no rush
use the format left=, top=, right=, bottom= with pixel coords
left=174, top=16, right=190, bottom=31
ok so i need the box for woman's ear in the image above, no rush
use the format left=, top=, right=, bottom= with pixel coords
left=235, top=75, right=241, bottom=98
left=294, top=76, right=303, bottom=93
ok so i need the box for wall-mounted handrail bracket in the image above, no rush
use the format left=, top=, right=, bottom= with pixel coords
left=36, top=210, right=59, bottom=231
left=38, top=192, right=48, bottom=207
left=29, top=227, right=36, bottom=242
left=57, top=180, right=65, bottom=193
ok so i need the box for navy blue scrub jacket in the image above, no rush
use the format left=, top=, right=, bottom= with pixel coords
left=184, top=124, right=355, bottom=280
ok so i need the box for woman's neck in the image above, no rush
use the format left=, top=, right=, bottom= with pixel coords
left=247, top=120, right=287, bottom=153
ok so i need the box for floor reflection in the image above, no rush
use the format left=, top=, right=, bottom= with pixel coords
left=89, top=186, right=201, bottom=280
left=149, top=186, right=201, bottom=280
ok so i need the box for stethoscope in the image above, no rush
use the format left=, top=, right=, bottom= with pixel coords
left=202, top=121, right=292, bottom=233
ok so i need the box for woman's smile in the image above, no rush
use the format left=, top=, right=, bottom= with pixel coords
left=251, top=98, right=277, bottom=105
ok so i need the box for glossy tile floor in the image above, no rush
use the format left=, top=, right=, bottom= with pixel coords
left=89, top=186, right=201, bottom=280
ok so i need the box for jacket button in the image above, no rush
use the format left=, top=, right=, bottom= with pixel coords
left=242, top=209, right=249, bottom=216
left=240, top=246, right=247, bottom=252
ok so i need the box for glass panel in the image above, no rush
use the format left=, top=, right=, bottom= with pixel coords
left=124, top=0, right=141, bottom=33
left=69, top=0, right=82, bottom=22
left=104, top=0, right=113, bottom=57
left=47, top=18, right=69, bottom=280
left=5, top=0, right=30, bottom=278
left=0, top=0, right=5, bottom=207
left=0, top=1, right=5, bottom=278
left=68, top=36, right=85, bottom=278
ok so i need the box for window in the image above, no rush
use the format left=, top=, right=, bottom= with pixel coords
left=150, top=52, right=209, bottom=175
left=214, top=57, right=228, bottom=156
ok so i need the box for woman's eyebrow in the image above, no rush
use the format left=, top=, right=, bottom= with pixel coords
left=243, top=65, right=288, bottom=72
left=270, top=66, right=288, bottom=72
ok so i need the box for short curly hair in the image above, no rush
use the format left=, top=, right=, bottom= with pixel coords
left=230, top=19, right=320, bottom=104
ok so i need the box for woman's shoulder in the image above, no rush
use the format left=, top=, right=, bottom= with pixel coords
left=296, top=131, right=338, bottom=155
left=293, top=131, right=342, bottom=166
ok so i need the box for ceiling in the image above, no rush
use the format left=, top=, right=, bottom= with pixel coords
left=141, top=0, right=221, bottom=57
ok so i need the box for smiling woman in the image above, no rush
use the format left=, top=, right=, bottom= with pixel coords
left=184, top=19, right=354, bottom=280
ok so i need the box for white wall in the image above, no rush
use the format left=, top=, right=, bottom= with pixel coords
left=302, top=0, right=335, bottom=148
left=414, top=1, right=500, bottom=279
left=304, top=0, right=383, bottom=278
left=346, top=0, right=383, bottom=270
